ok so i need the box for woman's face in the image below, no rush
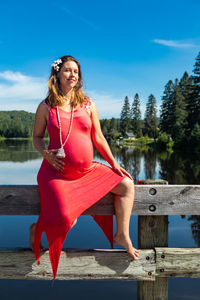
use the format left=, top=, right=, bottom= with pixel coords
left=57, top=60, right=79, bottom=92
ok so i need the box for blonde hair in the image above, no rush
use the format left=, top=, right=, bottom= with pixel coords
left=45, top=55, right=88, bottom=108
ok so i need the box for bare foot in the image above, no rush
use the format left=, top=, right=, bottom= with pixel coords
left=113, top=233, right=140, bottom=260
left=29, top=223, right=45, bottom=252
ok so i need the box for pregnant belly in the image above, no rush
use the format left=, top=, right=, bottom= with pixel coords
left=63, top=137, right=94, bottom=172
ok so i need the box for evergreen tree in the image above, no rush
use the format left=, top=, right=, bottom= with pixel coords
left=188, top=52, right=200, bottom=133
left=192, top=51, right=200, bottom=85
left=160, top=80, right=174, bottom=134
left=160, top=77, right=187, bottom=143
left=170, top=79, right=187, bottom=143
left=131, top=93, right=142, bottom=137
left=179, top=72, right=194, bottom=137
left=120, top=96, right=131, bottom=135
left=100, top=119, right=110, bottom=136
left=144, top=94, right=158, bottom=138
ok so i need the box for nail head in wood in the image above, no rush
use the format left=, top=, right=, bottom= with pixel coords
left=149, top=204, right=156, bottom=212
left=149, top=188, right=157, bottom=195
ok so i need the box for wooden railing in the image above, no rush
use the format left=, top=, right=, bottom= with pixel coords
left=0, top=181, right=200, bottom=300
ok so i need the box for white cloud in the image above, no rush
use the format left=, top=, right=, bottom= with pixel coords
left=153, top=39, right=199, bottom=48
left=86, top=90, right=123, bottom=118
left=0, top=70, right=48, bottom=112
left=87, top=90, right=148, bottom=119
left=0, top=71, right=29, bottom=82
left=0, top=69, right=152, bottom=119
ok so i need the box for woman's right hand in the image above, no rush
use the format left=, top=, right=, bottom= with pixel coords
left=42, top=149, right=65, bottom=172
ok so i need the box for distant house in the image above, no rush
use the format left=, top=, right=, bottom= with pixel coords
left=124, top=132, right=135, bottom=139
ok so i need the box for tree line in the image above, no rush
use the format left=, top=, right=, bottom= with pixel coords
left=118, top=51, right=200, bottom=150
left=0, top=51, right=199, bottom=151
left=0, top=111, right=35, bottom=138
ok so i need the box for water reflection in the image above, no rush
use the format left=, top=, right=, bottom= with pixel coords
left=187, top=215, right=200, bottom=247
left=0, top=139, right=41, bottom=162
left=1, top=140, right=200, bottom=298
left=1, top=140, right=200, bottom=248
left=1, top=139, right=200, bottom=183
left=158, top=150, right=200, bottom=184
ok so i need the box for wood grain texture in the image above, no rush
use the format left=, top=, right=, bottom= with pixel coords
left=137, top=278, right=168, bottom=300
left=137, top=179, right=168, bottom=300
left=1, top=185, right=200, bottom=215
left=0, top=249, right=155, bottom=281
left=1, top=247, right=199, bottom=280
left=156, top=247, right=200, bottom=278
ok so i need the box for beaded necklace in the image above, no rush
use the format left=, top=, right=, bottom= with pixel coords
left=56, top=105, right=74, bottom=158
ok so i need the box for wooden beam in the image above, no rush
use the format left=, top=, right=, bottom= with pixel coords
left=156, top=248, right=200, bottom=278
left=0, top=249, right=155, bottom=281
left=138, top=179, right=168, bottom=300
left=1, top=248, right=200, bottom=281
left=1, top=185, right=200, bottom=215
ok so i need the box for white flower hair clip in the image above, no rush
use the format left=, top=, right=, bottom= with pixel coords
left=51, top=58, right=62, bottom=71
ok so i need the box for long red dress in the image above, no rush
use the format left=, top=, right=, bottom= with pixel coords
left=34, top=97, right=132, bottom=281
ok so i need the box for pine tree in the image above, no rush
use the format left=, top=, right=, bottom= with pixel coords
left=188, top=52, right=200, bottom=130
left=186, top=52, right=200, bottom=144
left=120, top=96, right=131, bottom=135
left=192, top=51, right=200, bottom=85
left=144, top=94, right=158, bottom=138
left=160, top=80, right=174, bottom=134
left=179, top=72, right=194, bottom=136
left=131, top=93, right=142, bottom=137
left=160, top=77, right=188, bottom=143
left=170, top=79, right=187, bottom=142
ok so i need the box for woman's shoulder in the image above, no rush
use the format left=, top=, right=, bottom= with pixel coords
left=35, top=99, right=51, bottom=119
left=40, top=99, right=51, bottom=111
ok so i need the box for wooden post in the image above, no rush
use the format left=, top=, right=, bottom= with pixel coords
left=137, top=179, right=168, bottom=300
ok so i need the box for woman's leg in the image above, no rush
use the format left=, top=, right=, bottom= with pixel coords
left=110, top=176, right=139, bottom=259
left=29, top=223, right=45, bottom=251
left=29, top=219, right=78, bottom=251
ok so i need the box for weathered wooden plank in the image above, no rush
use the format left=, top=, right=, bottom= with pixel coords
left=137, top=278, right=168, bottom=300
left=1, top=185, right=200, bottom=215
left=1, top=248, right=200, bottom=281
left=155, top=248, right=200, bottom=278
left=0, top=185, right=40, bottom=215
left=138, top=180, right=168, bottom=300
left=0, top=249, right=155, bottom=281
left=138, top=216, right=168, bottom=249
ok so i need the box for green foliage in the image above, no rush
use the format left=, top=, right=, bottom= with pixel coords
left=192, top=52, right=200, bottom=84
left=0, top=111, right=35, bottom=138
left=100, top=118, right=121, bottom=141
left=170, top=79, right=187, bottom=143
left=189, top=123, right=200, bottom=152
left=144, top=94, right=158, bottom=138
left=156, top=132, right=174, bottom=151
left=160, top=80, right=174, bottom=134
left=159, top=51, right=200, bottom=151
left=120, top=96, right=131, bottom=135
left=131, top=93, right=142, bottom=137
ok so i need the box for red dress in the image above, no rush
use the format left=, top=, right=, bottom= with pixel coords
left=34, top=97, right=132, bottom=280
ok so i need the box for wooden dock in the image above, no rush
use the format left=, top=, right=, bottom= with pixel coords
left=1, top=182, right=200, bottom=299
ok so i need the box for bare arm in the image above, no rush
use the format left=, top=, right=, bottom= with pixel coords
left=90, top=102, right=116, bottom=166
left=33, top=102, right=65, bottom=172
left=90, top=101, right=132, bottom=179
left=32, top=102, right=48, bottom=156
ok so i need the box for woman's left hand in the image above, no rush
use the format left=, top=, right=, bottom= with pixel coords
left=111, top=161, right=133, bottom=180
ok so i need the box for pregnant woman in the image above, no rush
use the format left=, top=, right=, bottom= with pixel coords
left=30, top=55, right=139, bottom=280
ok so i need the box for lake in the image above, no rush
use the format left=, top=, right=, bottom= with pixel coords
left=0, top=139, right=200, bottom=300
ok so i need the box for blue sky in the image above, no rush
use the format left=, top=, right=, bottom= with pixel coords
left=0, top=0, right=200, bottom=118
